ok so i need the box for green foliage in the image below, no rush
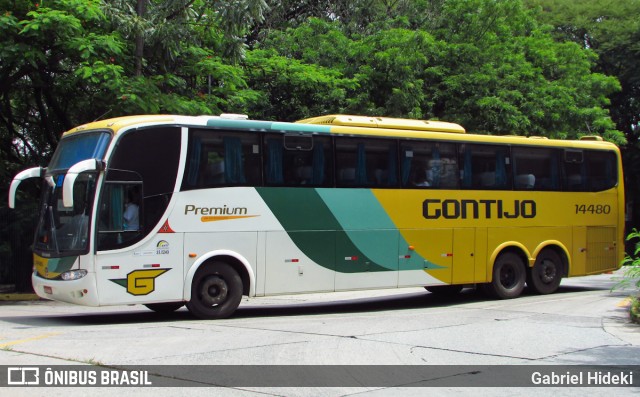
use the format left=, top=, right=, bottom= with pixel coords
left=619, top=230, right=640, bottom=290
left=617, top=229, right=640, bottom=323
left=258, top=7, right=622, bottom=141
left=526, top=0, right=640, bottom=233
left=244, top=49, right=357, bottom=121
left=1, top=0, right=124, bottom=165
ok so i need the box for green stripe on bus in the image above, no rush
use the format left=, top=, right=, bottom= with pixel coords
left=256, top=188, right=389, bottom=273
left=317, top=189, right=443, bottom=271
left=270, top=123, right=332, bottom=134
left=316, top=189, right=398, bottom=269
left=206, top=119, right=274, bottom=130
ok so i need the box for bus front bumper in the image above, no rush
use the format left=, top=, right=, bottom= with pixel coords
left=32, top=271, right=100, bottom=306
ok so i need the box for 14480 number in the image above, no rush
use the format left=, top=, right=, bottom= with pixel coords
left=575, top=204, right=611, bottom=214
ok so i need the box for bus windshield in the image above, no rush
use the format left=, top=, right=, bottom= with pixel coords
left=48, top=131, right=111, bottom=171
left=33, top=131, right=110, bottom=256
left=34, top=173, right=96, bottom=256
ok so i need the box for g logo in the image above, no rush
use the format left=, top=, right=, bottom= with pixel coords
left=127, top=269, right=169, bottom=295
left=110, top=268, right=170, bottom=296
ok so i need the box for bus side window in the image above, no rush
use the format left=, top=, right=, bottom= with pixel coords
left=512, top=147, right=561, bottom=190
left=563, top=150, right=585, bottom=191
left=560, top=148, right=617, bottom=192
left=460, top=144, right=511, bottom=190
left=336, top=138, right=362, bottom=186
left=336, top=137, right=398, bottom=188
left=264, top=133, right=333, bottom=187
left=184, top=129, right=261, bottom=188
left=585, top=150, right=617, bottom=191
left=401, top=141, right=458, bottom=188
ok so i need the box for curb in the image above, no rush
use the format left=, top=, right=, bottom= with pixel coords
left=0, top=293, right=40, bottom=301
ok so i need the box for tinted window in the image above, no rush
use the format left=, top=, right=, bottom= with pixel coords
left=401, top=141, right=458, bottom=188
left=182, top=129, right=261, bottom=189
left=512, top=147, right=561, bottom=190
left=264, top=133, right=333, bottom=187
left=98, top=127, right=181, bottom=250
left=335, top=137, right=398, bottom=187
left=459, top=144, right=511, bottom=190
left=109, top=127, right=181, bottom=196
left=563, top=149, right=617, bottom=192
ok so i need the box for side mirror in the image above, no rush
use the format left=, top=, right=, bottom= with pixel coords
left=8, top=167, right=44, bottom=209
left=62, top=159, right=104, bottom=208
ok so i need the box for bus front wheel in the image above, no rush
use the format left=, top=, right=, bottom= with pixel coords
left=483, top=252, right=526, bottom=299
left=527, top=249, right=563, bottom=295
left=187, top=262, right=243, bottom=319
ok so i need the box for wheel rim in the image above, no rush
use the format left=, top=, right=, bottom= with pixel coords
left=539, top=259, right=557, bottom=284
left=500, top=264, right=518, bottom=289
left=198, top=275, right=228, bottom=306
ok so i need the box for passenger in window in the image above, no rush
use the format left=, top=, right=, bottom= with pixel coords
left=124, top=188, right=140, bottom=231
left=438, top=158, right=458, bottom=187
left=414, top=167, right=430, bottom=187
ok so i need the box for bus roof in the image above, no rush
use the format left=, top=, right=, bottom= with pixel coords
left=296, top=114, right=466, bottom=134
left=61, top=114, right=619, bottom=151
left=65, top=115, right=177, bottom=136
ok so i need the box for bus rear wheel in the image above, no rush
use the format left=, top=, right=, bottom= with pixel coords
left=187, top=262, right=243, bottom=319
left=527, top=249, right=563, bottom=294
left=483, top=252, right=526, bottom=299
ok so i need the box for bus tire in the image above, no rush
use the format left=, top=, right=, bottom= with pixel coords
left=186, top=262, right=243, bottom=319
left=144, top=302, right=184, bottom=313
left=425, top=285, right=463, bottom=296
left=484, top=252, right=526, bottom=299
left=527, top=249, right=563, bottom=295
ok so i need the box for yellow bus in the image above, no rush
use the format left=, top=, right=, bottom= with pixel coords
left=9, top=114, right=624, bottom=319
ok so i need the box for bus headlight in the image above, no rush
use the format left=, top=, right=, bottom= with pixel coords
left=61, top=269, right=88, bottom=281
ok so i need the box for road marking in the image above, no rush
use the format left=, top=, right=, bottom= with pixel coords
left=0, top=332, right=60, bottom=348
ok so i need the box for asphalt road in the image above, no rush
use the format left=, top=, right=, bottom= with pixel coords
left=0, top=271, right=638, bottom=396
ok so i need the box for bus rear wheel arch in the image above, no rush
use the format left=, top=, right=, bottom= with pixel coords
left=482, top=251, right=527, bottom=299
left=527, top=248, right=564, bottom=295
left=186, top=261, right=243, bottom=319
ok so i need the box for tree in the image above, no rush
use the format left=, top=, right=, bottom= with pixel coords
left=526, top=0, right=640, bottom=236
left=257, top=3, right=623, bottom=142
left=100, top=0, right=268, bottom=115
left=0, top=0, right=124, bottom=165
left=244, top=48, right=357, bottom=121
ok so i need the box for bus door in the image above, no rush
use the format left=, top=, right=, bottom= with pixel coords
left=94, top=180, right=184, bottom=305
left=94, top=233, right=184, bottom=305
